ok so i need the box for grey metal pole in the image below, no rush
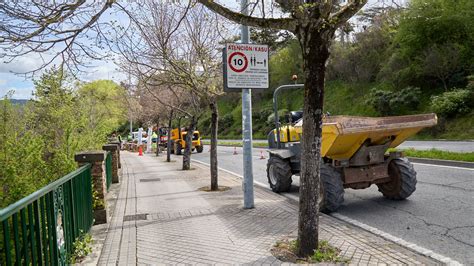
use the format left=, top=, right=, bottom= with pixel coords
left=273, top=84, right=305, bottom=149
left=241, top=0, right=254, bottom=209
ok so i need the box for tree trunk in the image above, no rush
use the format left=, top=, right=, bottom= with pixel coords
left=442, top=79, right=448, bottom=92
left=166, top=110, right=173, bottom=162
left=156, top=117, right=161, bottom=157
left=210, top=100, right=219, bottom=190
left=296, top=28, right=332, bottom=257
left=182, top=116, right=196, bottom=170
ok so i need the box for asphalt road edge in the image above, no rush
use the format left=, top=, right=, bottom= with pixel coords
left=191, top=158, right=463, bottom=266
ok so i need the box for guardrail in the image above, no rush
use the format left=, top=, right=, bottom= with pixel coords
left=105, top=151, right=112, bottom=191
left=0, top=164, right=93, bottom=265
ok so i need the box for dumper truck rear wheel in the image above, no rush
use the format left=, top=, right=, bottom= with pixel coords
left=267, top=155, right=292, bottom=192
left=377, top=158, right=417, bottom=200
left=320, top=163, right=345, bottom=213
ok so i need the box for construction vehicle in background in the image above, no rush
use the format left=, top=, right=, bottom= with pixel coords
left=267, top=84, right=438, bottom=213
left=168, top=127, right=204, bottom=155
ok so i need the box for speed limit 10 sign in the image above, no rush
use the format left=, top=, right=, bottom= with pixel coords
left=223, top=43, right=269, bottom=91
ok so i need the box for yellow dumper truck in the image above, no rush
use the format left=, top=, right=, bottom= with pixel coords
left=169, top=128, right=204, bottom=155
left=267, top=84, right=438, bottom=213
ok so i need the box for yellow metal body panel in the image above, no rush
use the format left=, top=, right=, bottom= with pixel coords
left=275, top=113, right=437, bottom=160
left=170, top=128, right=202, bottom=148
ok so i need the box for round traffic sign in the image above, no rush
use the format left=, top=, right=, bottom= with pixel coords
left=228, top=52, right=248, bottom=73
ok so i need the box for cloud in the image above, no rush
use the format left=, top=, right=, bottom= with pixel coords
left=80, top=60, right=127, bottom=83
left=0, top=55, right=45, bottom=74
left=0, top=72, right=34, bottom=99
left=0, top=86, right=34, bottom=99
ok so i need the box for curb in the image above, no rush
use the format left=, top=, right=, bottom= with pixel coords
left=408, top=157, right=474, bottom=169
left=191, top=158, right=462, bottom=265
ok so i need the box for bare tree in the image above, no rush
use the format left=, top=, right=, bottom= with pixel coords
left=423, top=44, right=461, bottom=91
left=114, top=2, right=224, bottom=188
left=197, top=0, right=367, bottom=256
left=136, top=75, right=202, bottom=170
left=0, top=1, right=117, bottom=74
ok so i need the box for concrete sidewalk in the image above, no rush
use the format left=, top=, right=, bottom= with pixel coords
left=97, top=151, right=438, bottom=265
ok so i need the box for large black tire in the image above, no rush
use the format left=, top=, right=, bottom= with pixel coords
left=267, top=155, right=292, bottom=192
left=377, top=158, right=417, bottom=200
left=170, top=141, right=175, bottom=154
left=320, top=163, right=345, bottom=213
left=175, top=142, right=182, bottom=155
left=196, top=145, right=204, bottom=153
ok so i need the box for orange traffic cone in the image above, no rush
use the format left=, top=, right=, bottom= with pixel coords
left=260, top=150, right=266, bottom=160
left=233, top=146, right=238, bottom=155
left=138, top=146, right=143, bottom=156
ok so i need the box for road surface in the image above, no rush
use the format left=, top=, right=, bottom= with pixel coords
left=192, top=145, right=474, bottom=264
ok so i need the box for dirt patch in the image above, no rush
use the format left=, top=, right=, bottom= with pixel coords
left=198, top=186, right=232, bottom=192
left=270, top=239, right=300, bottom=263
left=271, top=238, right=349, bottom=264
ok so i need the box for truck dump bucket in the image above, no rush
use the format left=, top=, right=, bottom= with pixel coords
left=294, top=113, right=437, bottom=160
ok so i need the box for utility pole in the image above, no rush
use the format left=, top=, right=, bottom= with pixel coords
left=241, top=0, right=254, bottom=209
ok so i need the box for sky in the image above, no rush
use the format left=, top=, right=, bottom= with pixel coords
left=0, top=0, right=404, bottom=100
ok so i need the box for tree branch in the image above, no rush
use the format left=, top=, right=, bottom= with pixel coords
left=197, top=0, right=296, bottom=31
left=329, top=0, right=367, bottom=29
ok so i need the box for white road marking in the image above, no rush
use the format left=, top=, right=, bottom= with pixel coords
left=413, top=162, right=474, bottom=171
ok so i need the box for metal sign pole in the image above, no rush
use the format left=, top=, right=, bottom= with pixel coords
left=241, top=0, right=254, bottom=209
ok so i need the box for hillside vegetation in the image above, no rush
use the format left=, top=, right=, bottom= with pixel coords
left=1, top=69, right=127, bottom=207
left=198, top=0, right=474, bottom=140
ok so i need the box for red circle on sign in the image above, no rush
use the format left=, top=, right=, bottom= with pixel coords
left=228, top=52, right=248, bottom=73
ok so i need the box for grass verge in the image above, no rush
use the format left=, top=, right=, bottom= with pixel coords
left=201, top=140, right=268, bottom=148
left=396, top=148, right=474, bottom=162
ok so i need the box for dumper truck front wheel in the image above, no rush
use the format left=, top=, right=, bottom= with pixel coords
left=377, top=158, right=417, bottom=200
left=320, top=163, right=345, bottom=213
left=267, top=155, right=292, bottom=192
left=196, top=145, right=204, bottom=153
left=175, top=142, right=182, bottom=155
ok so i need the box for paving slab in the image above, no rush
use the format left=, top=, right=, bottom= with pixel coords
left=97, top=151, right=439, bottom=265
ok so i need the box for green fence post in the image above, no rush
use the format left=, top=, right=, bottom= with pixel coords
left=103, top=144, right=119, bottom=184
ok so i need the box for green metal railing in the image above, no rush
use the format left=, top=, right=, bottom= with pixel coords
left=0, top=164, right=93, bottom=265
left=105, top=151, right=112, bottom=191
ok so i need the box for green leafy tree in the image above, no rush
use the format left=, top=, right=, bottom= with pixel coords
left=1, top=68, right=127, bottom=208
left=77, top=80, right=128, bottom=149
left=389, top=0, right=473, bottom=88
left=269, top=40, right=304, bottom=88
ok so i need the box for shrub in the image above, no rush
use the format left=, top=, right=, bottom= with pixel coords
left=69, top=232, right=93, bottom=263
left=365, top=86, right=421, bottom=116
left=218, top=113, right=233, bottom=130
left=430, top=89, right=473, bottom=117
